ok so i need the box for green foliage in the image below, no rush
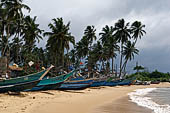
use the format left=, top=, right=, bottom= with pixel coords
left=44, top=18, right=75, bottom=67
left=127, top=70, right=170, bottom=82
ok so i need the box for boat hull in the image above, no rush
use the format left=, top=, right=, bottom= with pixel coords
left=0, top=80, right=40, bottom=93
left=0, top=70, right=47, bottom=86
left=27, top=70, right=75, bottom=91
left=57, top=83, right=90, bottom=90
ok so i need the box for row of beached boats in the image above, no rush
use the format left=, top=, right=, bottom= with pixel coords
left=0, top=66, right=136, bottom=93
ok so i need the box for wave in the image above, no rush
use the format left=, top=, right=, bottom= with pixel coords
left=128, top=88, right=170, bottom=113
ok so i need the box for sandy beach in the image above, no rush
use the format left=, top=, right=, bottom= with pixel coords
left=0, top=82, right=170, bottom=113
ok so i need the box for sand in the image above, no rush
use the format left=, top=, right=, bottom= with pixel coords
left=0, top=82, right=170, bottom=113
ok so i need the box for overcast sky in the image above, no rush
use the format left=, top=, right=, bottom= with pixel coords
left=24, top=0, right=170, bottom=73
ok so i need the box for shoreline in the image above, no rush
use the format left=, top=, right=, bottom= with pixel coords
left=0, top=83, right=170, bottom=113
left=92, top=96, right=152, bottom=113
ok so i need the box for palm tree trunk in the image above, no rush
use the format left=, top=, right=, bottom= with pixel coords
left=6, top=25, right=10, bottom=77
left=66, top=49, right=69, bottom=72
left=119, top=42, right=123, bottom=78
left=112, top=57, right=114, bottom=74
left=102, top=60, right=104, bottom=72
left=122, top=60, right=128, bottom=77
left=1, top=28, right=4, bottom=57
left=121, top=59, right=128, bottom=72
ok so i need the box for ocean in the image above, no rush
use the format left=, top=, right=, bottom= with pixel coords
left=129, top=87, right=170, bottom=113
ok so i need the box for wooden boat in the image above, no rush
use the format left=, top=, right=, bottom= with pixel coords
left=27, top=70, right=75, bottom=91
left=0, top=70, right=47, bottom=86
left=116, top=79, right=133, bottom=86
left=151, top=81, right=160, bottom=84
left=57, top=83, right=91, bottom=90
left=90, top=80, right=106, bottom=87
left=70, top=76, right=105, bottom=87
left=90, top=78, right=134, bottom=87
left=69, top=76, right=135, bottom=87
left=0, top=66, right=53, bottom=93
left=0, top=80, right=40, bottom=93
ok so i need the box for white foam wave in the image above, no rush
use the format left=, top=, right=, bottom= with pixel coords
left=128, top=88, right=170, bottom=113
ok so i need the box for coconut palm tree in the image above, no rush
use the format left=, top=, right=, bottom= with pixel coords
left=131, top=21, right=146, bottom=44
left=10, top=37, right=23, bottom=64
left=68, top=49, right=76, bottom=66
left=21, top=16, right=43, bottom=53
left=75, top=37, right=89, bottom=60
left=0, top=0, right=30, bottom=56
left=44, top=18, right=75, bottom=67
left=114, top=19, right=131, bottom=77
left=133, top=65, right=145, bottom=74
left=99, top=25, right=119, bottom=74
left=122, top=41, right=139, bottom=74
left=83, top=25, right=96, bottom=50
left=99, top=25, right=114, bottom=45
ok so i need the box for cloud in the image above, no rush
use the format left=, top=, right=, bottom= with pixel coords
left=23, top=0, right=170, bottom=72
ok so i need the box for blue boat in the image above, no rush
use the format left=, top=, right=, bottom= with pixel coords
left=90, top=80, right=106, bottom=87
left=27, top=70, right=75, bottom=91
left=103, top=78, right=134, bottom=86
left=57, top=83, right=91, bottom=90
left=116, top=79, right=134, bottom=86
left=70, top=77, right=106, bottom=87
left=69, top=75, right=134, bottom=87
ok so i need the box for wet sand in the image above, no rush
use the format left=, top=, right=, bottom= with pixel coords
left=0, top=82, right=169, bottom=113
left=93, top=96, right=152, bottom=113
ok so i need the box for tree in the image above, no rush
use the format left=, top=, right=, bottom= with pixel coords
left=114, top=19, right=131, bottom=77
left=122, top=41, right=139, bottom=74
left=21, top=16, right=43, bottom=53
left=133, top=65, right=145, bottom=73
left=99, top=25, right=119, bottom=74
left=44, top=18, right=75, bottom=67
left=10, top=37, right=23, bottom=64
left=83, top=25, right=96, bottom=50
left=131, top=21, right=146, bottom=44
left=0, top=0, right=30, bottom=56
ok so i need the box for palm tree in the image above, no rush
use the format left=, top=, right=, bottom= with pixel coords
left=68, top=49, right=76, bottom=66
left=99, top=25, right=119, bottom=74
left=75, top=38, right=89, bottom=59
left=44, top=18, right=75, bottom=67
left=114, top=19, right=131, bottom=77
left=0, top=0, right=30, bottom=56
left=99, top=25, right=114, bottom=45
left=0, top=5, right=6, bottom=46
left=21, top=16, right=43, bottom=53
left=133, top=65, right=145, bottom=74
left=80, top=26, right=96, bottom=74
left=131, top=21, right=146, bottom=44
left=83, top=25, right=96, bottom=50
left=122, top=41, right=139, bottom=75
left=10, top=37, right=23, bottom=64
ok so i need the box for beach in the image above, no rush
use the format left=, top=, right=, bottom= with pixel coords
left=0, top=82, right=170, bottom=113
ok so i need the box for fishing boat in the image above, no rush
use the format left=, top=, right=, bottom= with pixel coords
left=57, top=82, right=91, bottom=90
left=0, top=66, right=53, bottom=93
left=69, top=77, right=107, bottom=87
left=27, top=70, right=75, bottom=91
left=116, top=79, right=133, bottom=86
left=69, top=74, right=135, bottom=87
left=90, top=80, right=106, bottom=87
left=0, top=80, right=40, bottom=93
left=0, top=70, right=47, bottom=86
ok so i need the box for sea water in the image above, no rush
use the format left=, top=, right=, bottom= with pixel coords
left=128, top=88, right=170, bottom=113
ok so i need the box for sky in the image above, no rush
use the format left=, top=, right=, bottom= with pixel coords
left=24, top=0, right=170, bottom=73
